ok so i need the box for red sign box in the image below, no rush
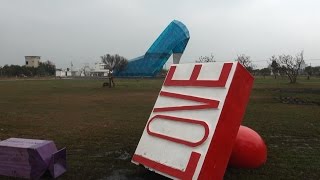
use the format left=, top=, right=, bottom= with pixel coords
left=132, top=62, right=254, bottom=180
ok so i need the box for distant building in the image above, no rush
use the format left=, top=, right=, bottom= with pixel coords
left=55, top=62, right=110, bottom=78
left=25, top=56, right=40, bottom=68
left=90, top=62, right=109, bottom=76
left=55, top=69, right=72, bottom=77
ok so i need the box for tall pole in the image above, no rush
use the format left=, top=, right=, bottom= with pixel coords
left=71, top=61, right=73, bottom=76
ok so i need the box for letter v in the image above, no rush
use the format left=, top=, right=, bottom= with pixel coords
left=153, top=91, right=220, bottom=112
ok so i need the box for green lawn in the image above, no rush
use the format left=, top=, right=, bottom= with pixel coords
left=0, top=76, right=319, bottom=180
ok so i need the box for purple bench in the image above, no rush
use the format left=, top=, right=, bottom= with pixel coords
left=0, top=138, right=66, bottom=179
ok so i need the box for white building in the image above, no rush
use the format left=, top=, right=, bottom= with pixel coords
left=55, top=62, right=110, bottom=77
left=55, top=69, right=72, bottom=77
left=90, top=62, right=109, bottom=76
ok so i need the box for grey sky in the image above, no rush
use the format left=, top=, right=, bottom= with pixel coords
left=1, top=0, right=320, bottom=69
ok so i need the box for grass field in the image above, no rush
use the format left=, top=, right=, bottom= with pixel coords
left=0, top=77, right=319, bottom=180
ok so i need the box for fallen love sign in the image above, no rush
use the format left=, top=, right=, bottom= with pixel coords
left=132, top=62, right=254, bottom=180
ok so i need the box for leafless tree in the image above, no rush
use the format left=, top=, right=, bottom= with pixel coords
left=101, top=54, right=128, bottom=72
left=269, top=55, right=279, bottom=79
left=276, top=51, right=305, bottom=83
left=235, top=54, right=254, bottom=72
left=196, top=53, right=215, bottom=63
left=80, top=64, right=91, bottom=76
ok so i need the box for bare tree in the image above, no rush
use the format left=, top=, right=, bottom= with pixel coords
left=269, top=55, right=279, bottom=79
left=101, top=54, right=128, bottom=72
left=196, top=53, right=215, bottom=63
left=276, top=51, right=305, bottom=83
left=235, top=54, right=254, bottom=72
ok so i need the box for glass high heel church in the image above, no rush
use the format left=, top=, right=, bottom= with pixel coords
left=115, top=20, right=190, bottom=77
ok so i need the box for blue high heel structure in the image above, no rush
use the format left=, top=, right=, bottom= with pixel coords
left=115, top=20, right=190, bottom=77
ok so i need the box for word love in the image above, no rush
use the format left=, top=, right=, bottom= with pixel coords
left=132, top=62, right=253, bottom=180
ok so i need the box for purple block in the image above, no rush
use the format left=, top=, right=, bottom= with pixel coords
left=0, top=138, right=66, bottom=179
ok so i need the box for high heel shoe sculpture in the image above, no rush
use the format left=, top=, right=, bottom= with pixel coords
left=116, top=20, right=190, bottom=77
left=131, top=20, right=267, bottom=180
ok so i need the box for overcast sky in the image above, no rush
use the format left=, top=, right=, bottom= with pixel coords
left=1, top=0, right=320, bottom=69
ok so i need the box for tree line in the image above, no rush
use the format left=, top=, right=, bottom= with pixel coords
left=100, top=52, right=320, bottom=82
left=0, top=61, right=56, bottom=77
left=197, top=51, right=320, bottom=84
